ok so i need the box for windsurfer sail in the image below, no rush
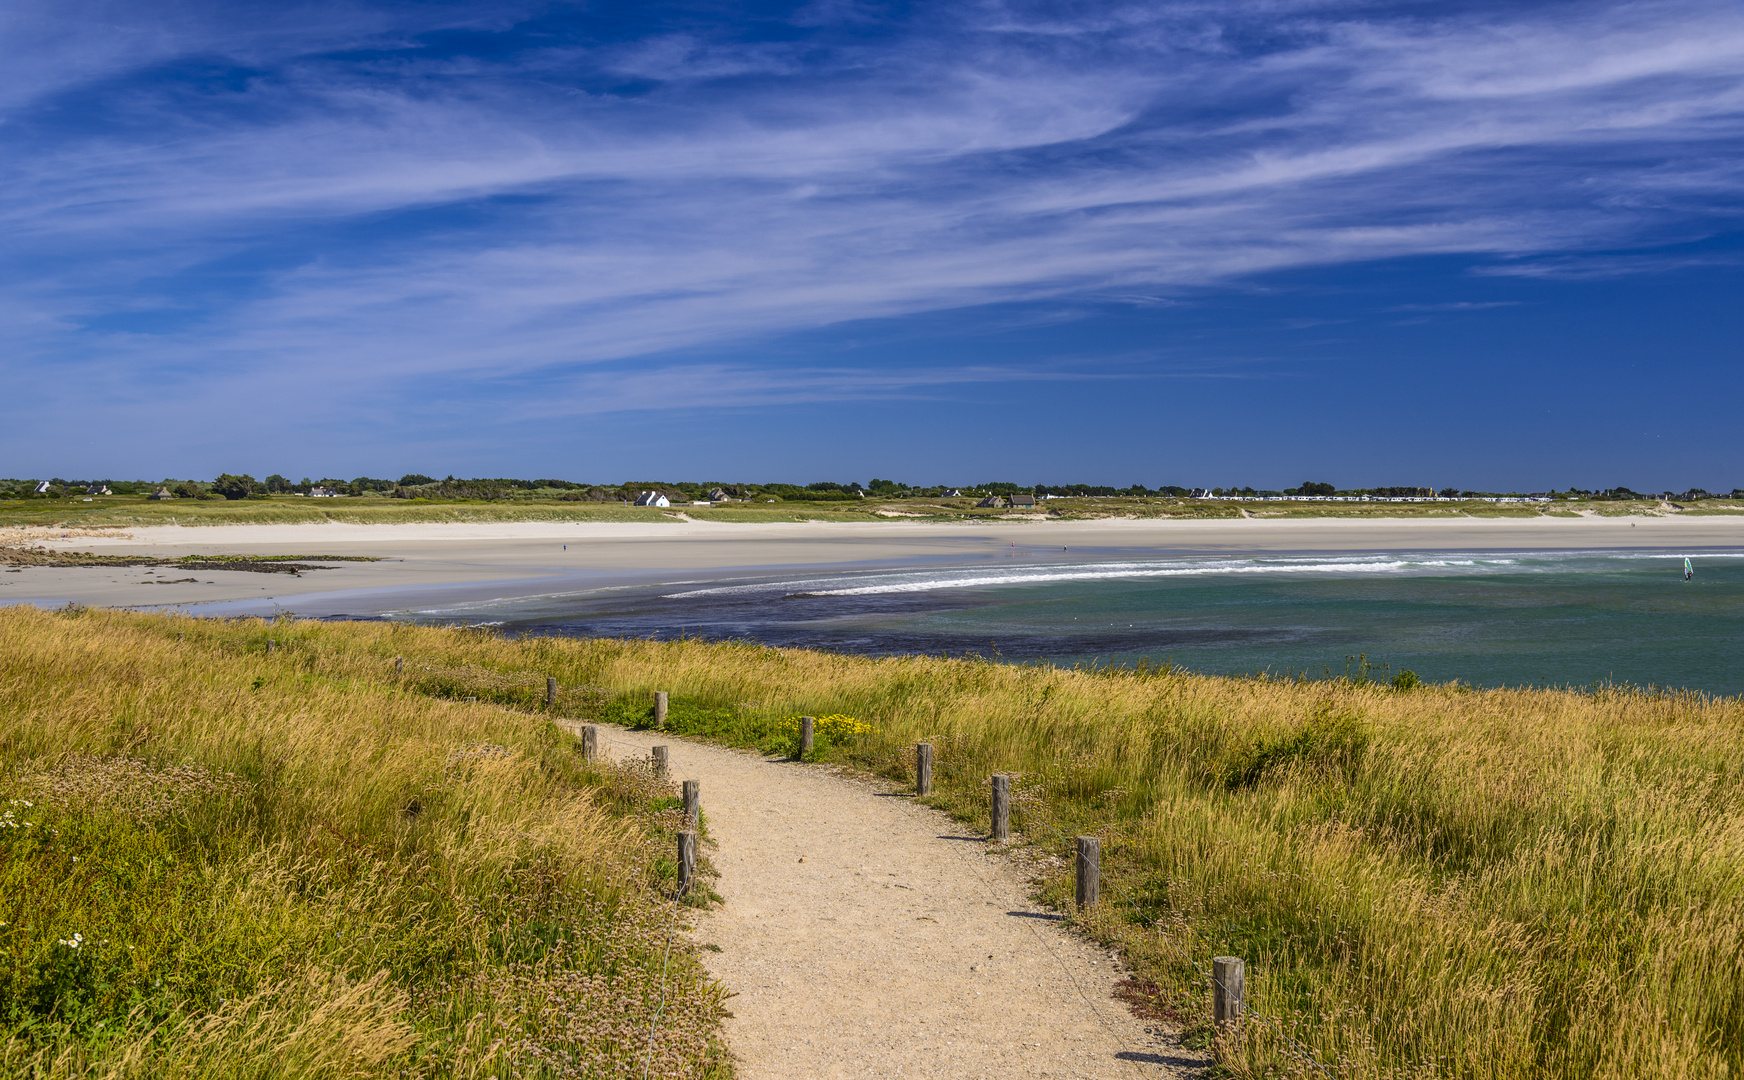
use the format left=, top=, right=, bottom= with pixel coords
left=1684, top=557, right=1694, bottom=581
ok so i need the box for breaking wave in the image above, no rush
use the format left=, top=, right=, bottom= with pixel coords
left=663, top=554, right=1518, bottom=599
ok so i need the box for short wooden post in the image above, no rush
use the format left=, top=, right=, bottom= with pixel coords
left=677, top=831, right=696, bottom=896
left=915, top=743, right=933, bottom=796
left=798, top=716, right=814, bottom=760
left=1075, top=836, right=1100, bottom=910
left=683, top=779, right=700, bottom=829
left=581, top=725, right=598, bottom=763
left=266, top=639, right=275, bottom=655
left=1213, top=956, right=1245, bottom=1046
left=546, top=676, right=557, bottom=706
left=991, top=774, right=1010, bottom=841
left=652, top=745, right=669, bottom=779
left=394, top=656, right=402, bottom=676
left=655, top=691, right=669, bottom=729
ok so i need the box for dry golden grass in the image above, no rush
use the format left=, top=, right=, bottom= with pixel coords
left=380, top=630, right=1744, bottom=1080
left=0, top=607, right=728, bottom=1078
left=10, top=610, right=1744, bottom=1078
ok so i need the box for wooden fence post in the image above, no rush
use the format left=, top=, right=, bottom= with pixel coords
left=546, top=677, right=557, bottom=706
left=915, top=743, right=933, bottom=796
left=581, top=725, right=598, bottom=763
left=266, top=640, right=275, bottom=655
left=655, top=691, right=669, bottom=729
left=677, top=831, right=696, bottom=896
left=683, top=779, right=700, bottom=829
left=1075, top=836, right=1100, bottom=910
left=798, top=716, right=814, bottom=761
left=652, top=745, right=669, bottom=779
left=991, top=774, right=1010, bottom=841
left=1213, top=956, right=1245, bottom=1047
left=394, top=656, right=402, bottom=677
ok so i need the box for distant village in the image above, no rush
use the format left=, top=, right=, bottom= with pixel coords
left=2, top=474, right=1735, bottom=505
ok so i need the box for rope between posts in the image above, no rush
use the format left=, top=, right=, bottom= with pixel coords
left=1022, top=813, right=1339, bottom=1080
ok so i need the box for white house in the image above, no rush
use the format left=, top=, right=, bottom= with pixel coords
left=33, top=481, right=50, bottom=494
left=633, top=491, right=671, bottom=507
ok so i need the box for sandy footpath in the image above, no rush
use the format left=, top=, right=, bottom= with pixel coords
left=581, top=722, right=1203, bottom=1079
left=3, top=515, right=1741, bottom=615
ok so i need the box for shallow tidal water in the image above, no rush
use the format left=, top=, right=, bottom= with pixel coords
left=402, top=548, right=1744, bottom=694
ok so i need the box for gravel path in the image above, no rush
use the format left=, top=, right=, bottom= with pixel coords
left=589, top=724, right=1207, bottom=1080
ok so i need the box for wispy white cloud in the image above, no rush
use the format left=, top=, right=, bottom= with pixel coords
left=3, top=0, right=1743, bottom=437
left=1472, top=250, right=1744, bottom=279
left=1388, top=301, right=1523, bottom=312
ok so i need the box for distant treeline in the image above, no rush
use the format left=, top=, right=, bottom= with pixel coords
left=2, top=476, right=1739, bottom=503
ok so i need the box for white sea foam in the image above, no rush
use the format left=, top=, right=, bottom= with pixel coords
left=660, top=554, right=1527, bottom=599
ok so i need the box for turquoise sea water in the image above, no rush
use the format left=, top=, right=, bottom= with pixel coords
left=422, top=548, right=1744, bottom=694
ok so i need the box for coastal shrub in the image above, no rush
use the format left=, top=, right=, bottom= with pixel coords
left=760, top=713, right=872, bottom=758
left=210, top=473, right=260, bottom=500
left=598, top=693, right=870, bottom=759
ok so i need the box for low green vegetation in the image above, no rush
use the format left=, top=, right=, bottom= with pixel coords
left=6, top=474, right=1741, bottom=530
left=0, top=548, right=380, bottom=573
left=4, top=490, right=1742, bottom=529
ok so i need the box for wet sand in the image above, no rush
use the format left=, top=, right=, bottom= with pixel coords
left=3, top=514, right=1740, bottom=617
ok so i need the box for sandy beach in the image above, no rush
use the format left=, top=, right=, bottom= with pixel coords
left=4, top=514, right=1741, bottom=617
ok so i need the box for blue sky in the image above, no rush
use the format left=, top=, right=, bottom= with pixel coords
left=4, top=0, right=1743, bottom=489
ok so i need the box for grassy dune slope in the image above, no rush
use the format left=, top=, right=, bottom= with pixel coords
left=0, top=608, right=727, bottom=1079
left=382, top=628, right=1743, bottom=1080
left=10, top=611, right=1743, bottom=1079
